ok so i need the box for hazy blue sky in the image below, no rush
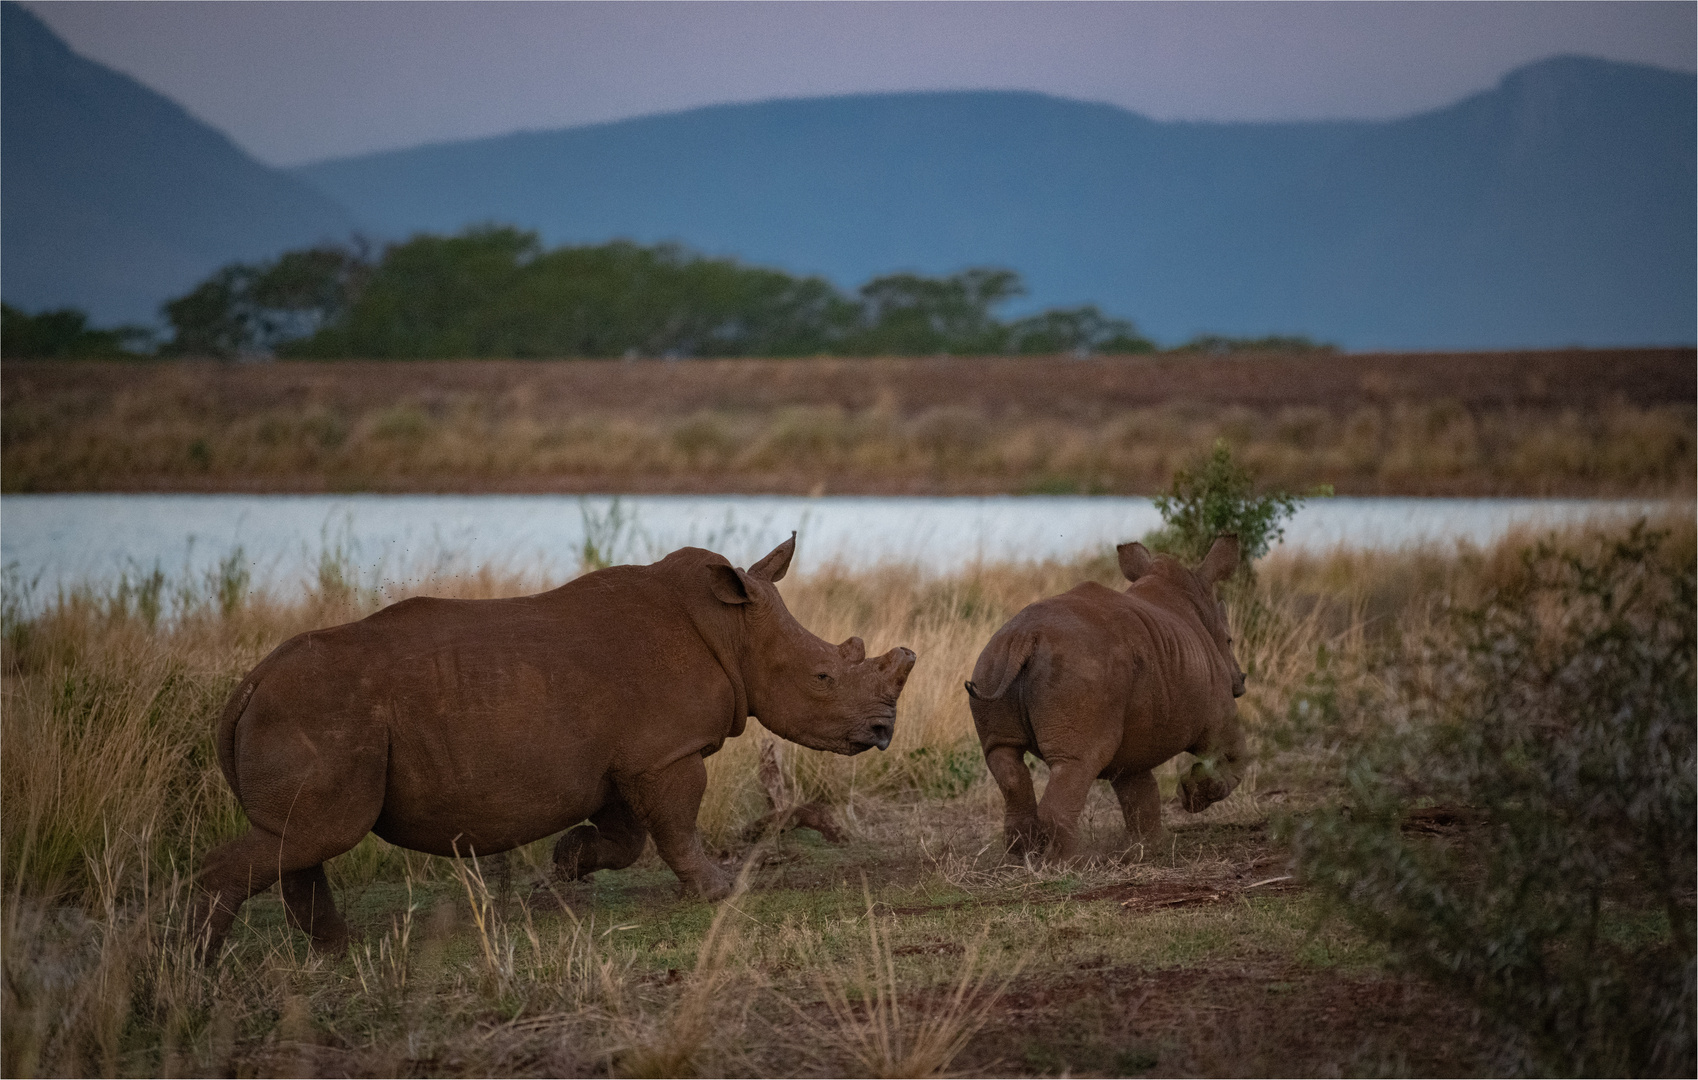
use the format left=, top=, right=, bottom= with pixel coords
left=28, top=1, right=1696, bottom=166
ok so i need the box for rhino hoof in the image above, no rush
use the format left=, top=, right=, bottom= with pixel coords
left=1178, top=776, right=1230, bottom=813
left=685, top=870, right=733, bottom=902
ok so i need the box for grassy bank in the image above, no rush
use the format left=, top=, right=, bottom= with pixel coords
left=4, top=350, right=1692, bottom=495
left=3, top=516, right=1692, bottom=1076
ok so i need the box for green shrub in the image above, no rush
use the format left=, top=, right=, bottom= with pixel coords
left=1145, top=440, right=1326, bottom=568
left=1290, top=524, right=1696, bottom=1076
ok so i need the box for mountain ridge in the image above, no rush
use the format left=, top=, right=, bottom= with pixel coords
left=3, top=0, right=1690, bottom=350
left=0, top=1, right=358, bottom=325
left=292, top=55, right=1695, bottom=349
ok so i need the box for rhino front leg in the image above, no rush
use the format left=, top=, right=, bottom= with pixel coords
left=553, top=797, right=648, bottom=880
left=620, top=755, right=730, bottom=901
left=194, top=822, right=361, bottom=960
left=1177, top=757, right=1234, bottom=812
left=1110, top=768, right=1164, bottom=855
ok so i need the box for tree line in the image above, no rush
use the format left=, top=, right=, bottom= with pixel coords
left=2, top=227, right=1333, bottom=359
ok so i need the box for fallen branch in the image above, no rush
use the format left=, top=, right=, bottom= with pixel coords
left=740, top=741, right=847, bottom=844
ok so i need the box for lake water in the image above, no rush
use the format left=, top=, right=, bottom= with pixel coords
left=0, top=493, right=1680, bottom=606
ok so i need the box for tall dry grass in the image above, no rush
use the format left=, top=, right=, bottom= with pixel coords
left=7, top=398, right=1690, bottom=496
left=5, top=514, right=1690, bottom=1075
left=15, top=515, right=1692, bottom=896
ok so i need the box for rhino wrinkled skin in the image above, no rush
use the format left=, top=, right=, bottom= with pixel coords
left=193, top=536, right=915, bottom=956
left=966, top=535, right=1247, bottom=860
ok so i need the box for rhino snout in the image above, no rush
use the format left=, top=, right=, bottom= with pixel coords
left=851, top=712, right=896, bottom=753
left=867, top=719, right=893, bottom=751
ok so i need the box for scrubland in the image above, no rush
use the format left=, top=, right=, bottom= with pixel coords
left=4, top=511, right=1691, bottom=1077
left=3, top=349, right=1692, bottom=495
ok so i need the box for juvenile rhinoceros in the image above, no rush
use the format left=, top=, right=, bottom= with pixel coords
left=195, top=536, right=915, bottom=956
left=966, top=535, right=1245, bottom=861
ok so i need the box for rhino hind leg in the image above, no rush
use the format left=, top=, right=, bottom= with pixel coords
left=281, top=865, right=349, bottom=951
left=983, top=745, right=1041, bottom=856
left=1110, top=768, right=1165, bottom=857
left=191, top=828, right=282, bottom=960
left=553, top=798, right=648, bottom=880
left=193, top=824, right=356, bottom=960
left=1035, top=758, right=1104, bottom=863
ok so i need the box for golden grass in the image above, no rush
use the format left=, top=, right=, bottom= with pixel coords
left=4, top=513, right=1690, bottom=1076
left=3, top=355, right=1691, bottom=495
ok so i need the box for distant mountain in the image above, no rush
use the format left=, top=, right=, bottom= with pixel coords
left=1, top=2, right=357, bottom=326
left=296, top=57, right=1696, bottom=350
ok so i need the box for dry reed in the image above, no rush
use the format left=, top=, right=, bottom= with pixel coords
left=4, top=513, right=1688, bottom=1075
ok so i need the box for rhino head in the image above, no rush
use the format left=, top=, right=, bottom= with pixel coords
left=708, top=535, right=917, bottom=754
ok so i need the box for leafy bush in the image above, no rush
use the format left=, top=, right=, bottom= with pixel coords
left=1290, top=524, right=1696, bottom=1075
left=1146, top=439, right=1327, bottom=568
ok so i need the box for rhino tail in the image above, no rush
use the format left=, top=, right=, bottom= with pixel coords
left=966, top=628, right=1037, bottom=703
left=215, top=670, right=261, bottom=804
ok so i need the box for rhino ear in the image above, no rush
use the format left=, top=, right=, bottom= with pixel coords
left=749, top=532, right=796, bottom=582
left=1198, top=534, right=1241, bottom=586
left=708, top=564, right=752, bottom=605
left=1117, top=541, right=1155, bottom=582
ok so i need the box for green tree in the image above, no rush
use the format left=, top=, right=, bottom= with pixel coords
left=161, top=265, right=255, bottom=356
left=851, top=267, right=1024, bottom=355
left=164, top=228, right=1160, bottom=361
left=1005, top=304, right=1155, bottom=355
left=0, top=303, right=151, bottom=358
left=163, top=245, right=368, bottom=358
left=295, top=227, right=532, bottom=358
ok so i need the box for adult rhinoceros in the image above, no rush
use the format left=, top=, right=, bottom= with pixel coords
left=195, top=536, right=915, bottom=956
left=966, top=535, right=1245, bottom=861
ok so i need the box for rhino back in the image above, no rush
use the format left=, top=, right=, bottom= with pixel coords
left=1015, top=582, right=1230, bottom=771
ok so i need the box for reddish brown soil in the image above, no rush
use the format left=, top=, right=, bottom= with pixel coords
left=956, top=956, right=1506, bottom=1076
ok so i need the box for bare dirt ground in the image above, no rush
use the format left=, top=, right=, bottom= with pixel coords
left=197, top=792, right=1505, bottom=1078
